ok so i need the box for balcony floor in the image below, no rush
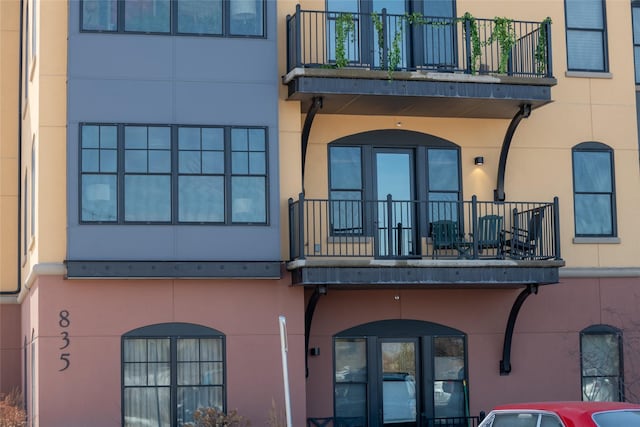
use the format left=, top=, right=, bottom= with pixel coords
left=284, top=68, right=557, bottom=118
left=288, top=258, right=565, bottom=288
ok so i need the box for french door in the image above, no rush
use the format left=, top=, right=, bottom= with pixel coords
left=374, top=149, right=416, bottom=257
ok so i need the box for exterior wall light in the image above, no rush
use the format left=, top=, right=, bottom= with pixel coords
left=474, top=156, right=484, bottom=166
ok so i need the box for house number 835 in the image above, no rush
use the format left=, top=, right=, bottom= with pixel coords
left=58, top=310, right=70, bottom=371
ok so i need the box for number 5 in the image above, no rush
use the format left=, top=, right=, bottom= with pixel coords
left=59, top=353, right=70, bottom=371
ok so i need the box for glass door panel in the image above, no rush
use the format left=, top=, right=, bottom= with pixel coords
left=380, top=340, right=417, bottom=426
left=372, top=0, right=408, bottom=68
left=422, top=0, right=456, bottom=69
left=375, top=150, right=415, bottom=257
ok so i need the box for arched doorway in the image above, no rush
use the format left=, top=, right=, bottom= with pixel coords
left=333, top=319, right=468, bottom=427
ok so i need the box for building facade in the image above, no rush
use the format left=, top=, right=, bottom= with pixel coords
left=1, top=0, right=640, bottom=426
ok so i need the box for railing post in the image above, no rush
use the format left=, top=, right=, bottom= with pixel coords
left=545, top=19, right=553, bottom=78
left=381, top=8, right=388, bottom=70
left=471, top=195, right=479, bottom=259
left=386, top=194, right=394, bottom=257
left=298, top=192, right=306, bottom=260
left=464, top=18, right=472, bottom=74
left=288, top=197, right=294, bottom=260
left=294, top=4, right=302, bottom=69
left=553, top=196, right=561, bottom=260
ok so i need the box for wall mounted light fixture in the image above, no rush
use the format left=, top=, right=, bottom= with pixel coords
left=474, top=156, right=484, bottom=166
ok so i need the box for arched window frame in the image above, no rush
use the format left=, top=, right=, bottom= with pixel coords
left=121, top=323, right=226, bottom=427
left=327, top=129, right=462, bottom=239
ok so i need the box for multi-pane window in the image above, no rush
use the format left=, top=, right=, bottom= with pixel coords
left=633, top=2, right=640, bottom=84
left=122, top=323, right=225, bottom=427
left=572, top=142, right=616, bottom=237
left=581, top=325, right=623, bottom=402
left=329, top=146, right=363, bottom=235
left=565, top=0, right=608, bottom=72
left=428, top=148, right=460, bottom=222
left=80, top=0, right=264, bottom=37
left=80, top=123, right=268, bottom=224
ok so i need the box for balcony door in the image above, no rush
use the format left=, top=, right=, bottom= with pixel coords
left=375, top=149, right=416, bottom=257
left=328, top=130, right=462, bottom=258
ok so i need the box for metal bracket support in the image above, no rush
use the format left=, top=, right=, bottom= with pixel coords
left=494, top=104, right=531, bottom=202
left=301, top=97, right=323, bottom=193
left=500, top=283, right=538, bottom=375
left=305, top=285, right=326, bottom=378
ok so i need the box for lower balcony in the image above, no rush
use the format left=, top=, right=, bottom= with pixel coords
left=287, top=195, right=564, bottom=288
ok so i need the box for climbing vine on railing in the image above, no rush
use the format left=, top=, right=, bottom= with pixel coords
left=487, top=16, right=516, bottom=74
left=371, top=12, right=385, bottom=67
left=334, top=13, right=355, bottom=68
left=535, top=17, right=552, bottom=75
left=461, top=12, right=482, bottom=74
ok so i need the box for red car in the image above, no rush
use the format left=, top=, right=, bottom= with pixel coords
left=477, top=401, right=640, bottom=427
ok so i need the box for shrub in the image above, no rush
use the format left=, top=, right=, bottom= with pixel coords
left=188, top=407, right=250, bottom=427
left=0, top=389, right=27, bottom=427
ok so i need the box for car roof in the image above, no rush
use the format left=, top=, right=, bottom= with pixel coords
left=491, top=401, right=640, bottom=426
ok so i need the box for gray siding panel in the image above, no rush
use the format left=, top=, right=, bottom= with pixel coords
left=67, top=0, right=281, bottom=264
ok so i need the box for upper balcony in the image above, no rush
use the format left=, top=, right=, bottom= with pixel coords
left=287, top=195, right=564, bottom=288
left=284, top=7, right=557, bottom=118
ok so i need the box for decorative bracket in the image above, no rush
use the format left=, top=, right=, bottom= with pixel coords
left=301, top=97, right=323, bottom=193
left=494, top=104, right=531, bottom=202
left=305, top=285, right=326, bottom=378
left=500, top=283, right=538, bottom=375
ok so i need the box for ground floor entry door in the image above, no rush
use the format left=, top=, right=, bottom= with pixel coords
left=334, top=320, right=469, bottom=427
left=380, top=339, right=418, bottom=426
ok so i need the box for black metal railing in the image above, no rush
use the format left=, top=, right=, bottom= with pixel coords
left=286, top=6, right=553, bottom=78
left=288, top=194, right=561, bottom=261
left=307, top=415, right=482, bottom=427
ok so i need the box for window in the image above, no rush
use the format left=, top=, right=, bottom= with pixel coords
left=329, top=146, right=363, bottom=235
left=80, top=124, right=268, bottom=224
left=122, top=323, right=225, bottom=427
left=565, top=0, right=608, bottom=72
left=572, top=142, right=616, bottom=237
left=580, top=325, right=623, bottom=402
left=80, top=0, right=265, bottom=37
left=633, top=1, right=640, bottom=83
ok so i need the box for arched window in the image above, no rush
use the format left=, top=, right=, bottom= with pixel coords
left=580, top=324, right=624, bottom=402
left=122, top=323, right=225, bottom=426
left=572, top=142, right=616, bottom=237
